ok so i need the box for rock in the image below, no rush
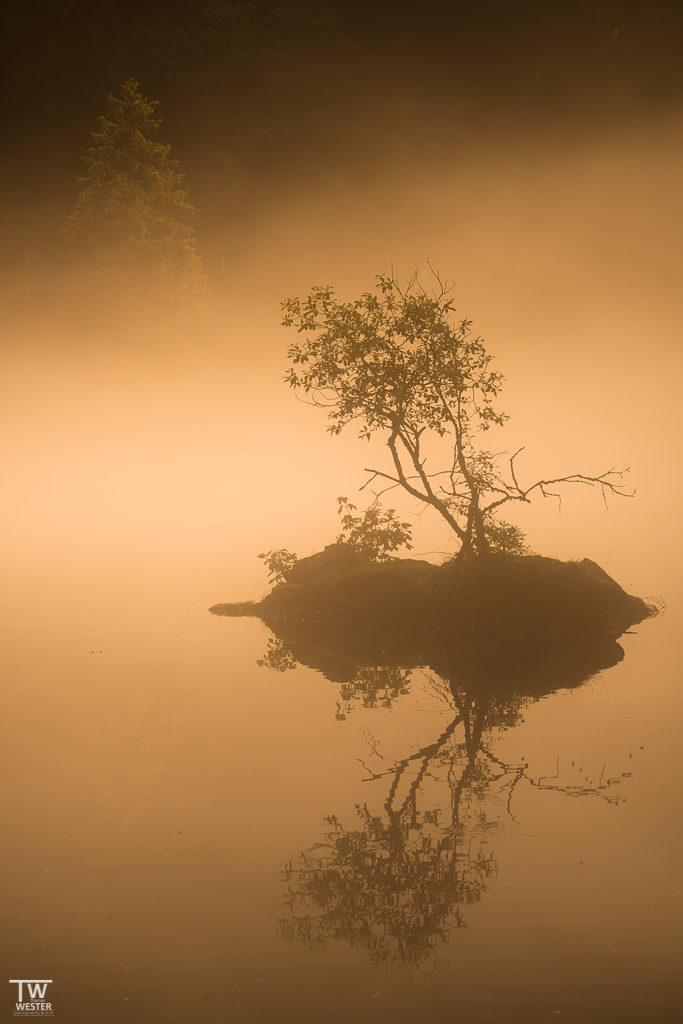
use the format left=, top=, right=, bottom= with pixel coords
left=211, top=549, right=656, bottom=640
left=418, top=553, right=653, bottom=637
left=261, top=550, right=434, bottom=625
left=209, top=601, right=260, bottom=616
left=285, top=543, right=370, bottom=584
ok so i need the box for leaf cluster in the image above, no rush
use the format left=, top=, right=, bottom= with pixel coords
left=284, top=273, right=506, bottom=443
left=335, top=496, right=412, bottom=561
left=258, top=547, right=299, bottom=584
left=283, top=271, right=632, bottom=557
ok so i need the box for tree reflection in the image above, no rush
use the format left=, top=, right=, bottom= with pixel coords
left=275, top=630, right=635, bottom=968
left=277, top=682, right=509, bottom=965
left=256, top=636, right=298, bottom=673
left=279, top=804, right=493, bottom=966
left=258, top=637, right=412, bottom=715
left=337, top=667, right=412, bottom=718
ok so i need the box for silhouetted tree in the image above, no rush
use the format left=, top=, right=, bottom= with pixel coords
left=283, top=271, right=630, bottom=558
left=64, top=79, right=209, bottom=323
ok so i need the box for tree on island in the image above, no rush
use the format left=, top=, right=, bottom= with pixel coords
left=282, top=271, right=630, bottom=559
left=64, top=79, right=209, bottom=323
left=258, top=494, right=413, bottom=583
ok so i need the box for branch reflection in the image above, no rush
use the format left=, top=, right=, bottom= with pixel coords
left=263, top=623, right=635, bottom=968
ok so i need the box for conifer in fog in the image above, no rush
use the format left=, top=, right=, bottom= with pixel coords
left=65, top=79, right=209, bottom=321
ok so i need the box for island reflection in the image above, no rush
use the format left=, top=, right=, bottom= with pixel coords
left=260, top=623, right=634, bottom=968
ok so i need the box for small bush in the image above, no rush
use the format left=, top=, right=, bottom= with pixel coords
left=258, top=548, right=299, bottom=584
left=336, top=497, right=413, bottom=562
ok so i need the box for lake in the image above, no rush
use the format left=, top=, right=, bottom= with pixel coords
left=1, top=556, right=681, bottom=1023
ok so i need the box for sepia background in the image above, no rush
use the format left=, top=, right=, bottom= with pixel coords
left=1, top=2, right=682, bottom=1021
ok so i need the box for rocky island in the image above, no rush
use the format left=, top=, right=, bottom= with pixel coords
left=211, top=543, right=654, bottom=639
left=212, top=270, right=657, bottom=685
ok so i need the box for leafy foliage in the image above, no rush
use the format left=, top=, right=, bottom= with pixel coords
left=283, top=271, right=631, bottom=558
left=479, top=513, right=532, bottom=556
left=258, top=547, right=299, bottom=584
left=64, top=79, right=209, bottom=320
left=336, top=496, right=412, bottom=561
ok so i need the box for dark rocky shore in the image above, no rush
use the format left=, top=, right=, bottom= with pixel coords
left=210, top=543, right=654, bottom=641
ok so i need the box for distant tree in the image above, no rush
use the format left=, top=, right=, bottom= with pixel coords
left=64, top=79, right=209, bottom=321
left=283, top=271, right=631, bottom=559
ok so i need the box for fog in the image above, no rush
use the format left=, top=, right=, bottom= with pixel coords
left=3, top=114, right=682, bottom=607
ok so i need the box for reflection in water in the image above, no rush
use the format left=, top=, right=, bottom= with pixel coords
left=258, top=636, right=412, bottom=717
left=257, top=636, right=299, bottom=674
left=264, top=624, right=635, bottom=968
left=335, top=666, right=412, bottom=718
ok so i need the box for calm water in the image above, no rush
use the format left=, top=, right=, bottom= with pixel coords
left=1, top=560, right=681, bottom=1023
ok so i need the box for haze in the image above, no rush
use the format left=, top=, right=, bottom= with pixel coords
left=2, top=7, right=683, bottom=1020
left=3, top=118, right=682, bottom=608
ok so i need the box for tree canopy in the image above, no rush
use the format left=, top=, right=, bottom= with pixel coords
left=283, top=271, right=630, bottom=558
left=64, top=79, right=209, bottom=321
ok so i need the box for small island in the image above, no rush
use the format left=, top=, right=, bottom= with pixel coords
left=211, top=542, right=653, bottom=640
left=212, top=271, right=656, bottom=650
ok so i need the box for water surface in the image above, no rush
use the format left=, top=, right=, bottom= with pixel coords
left=1, top=561, right=681, bottom=1023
